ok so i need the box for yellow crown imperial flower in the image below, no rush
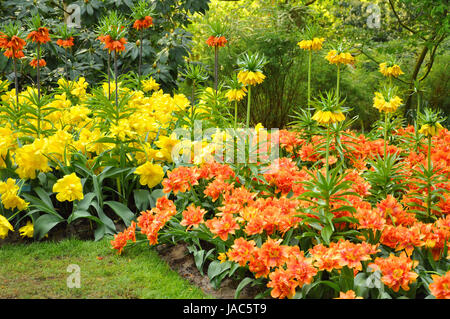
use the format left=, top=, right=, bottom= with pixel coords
left=225, top=87, right=247, bottom=102
left=325, top=50, right=355, bottom=65
left=297, top=37, right=325, bottom=51
left=312, top=110, right=345, bottom=125
left=53, top=173, right=84, bottom=202
left=134, top=162, right=165, bottom=189
left=419, top=123, right=444, bottom=137
left=379, top=62, right=404, bottom=78
left=237, top=70, right=266, bottom=86
left=373, top=92, right=403, bottom=113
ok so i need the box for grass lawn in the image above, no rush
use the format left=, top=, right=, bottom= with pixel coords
left=0, top=238, right=213, bottom=299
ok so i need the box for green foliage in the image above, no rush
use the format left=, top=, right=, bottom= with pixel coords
left=0, top=0, right=211, bottom=91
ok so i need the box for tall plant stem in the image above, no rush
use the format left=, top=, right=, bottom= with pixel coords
left=214, top=46, right=218, bottom=93
left=191, top=81, right=196, bottom=120
left=307, top=50, right=312, bottom=110
left=107, top=51, right=111, bottom=100
left=246, top=85, right=252, bottom=129
left=64, top=48, right=68, bottom=79
left=336, top=64, right=340, bottom=100
left=114, top=50, right=119, bottom=110
left=426, top=136, right=432, bottom=219
left=12, top=55, right=19, bottom=108
left=325, top=123, right=330, bottom=178
left=37, top=43, right=41, bottom=103
left=384, top=112, right=389, bottom=159
left=234, top=100, right=238, bottom=129
left=138, top=30, right=143, bottom=83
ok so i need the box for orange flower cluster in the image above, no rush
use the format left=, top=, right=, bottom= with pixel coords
left=29, top=58, right=46, bottom=68
left=206, top=35, right=227, bottom=48
left=369, top=252, right=418, bottom=292
left=98, top=35, right=127, bottom=53
left=133, top=16, right=153, bottom=30
left=180, top=204, right=207, bottom=230
left=0, top=33, right=26, bottom=59
left=162, top=166, right=200, bottom=194
left=27, top=27, right=51, bottom=44
left=137, top=196, right=177, bottom=245
left=56, top=37, right=74, bottom=48
left=110, top=221, right=136, bottom=254
left=309, top=240, right=379, bottom=272
left=429, top=271, right=450, bottom=299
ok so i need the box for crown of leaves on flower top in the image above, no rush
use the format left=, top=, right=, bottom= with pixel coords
left=297, top=25, right=325, bottom=51
left=417, top=107, right=446, bottom=137
left=180, top=62, right=209, bottom=84
left=206, top=20, right=228, bottom=47
left=131, top=0, right=155, bottom=30
left=379, top=58, right=404, bottom=78
left=236, top=52, right=267, bottom=86
left=372, top=85, right=403, bottom=113
left=225, top=73, right=247, bottom=102
left=55, top=24, right=76, bottom=48
left=0, top=23, right=26, bottom=59
left=311, top=90, right=348, bottom=125
left=97, top=11, right=128, bottom=52
left=27, top=14, right=51, bottom=44
left=325, top=43, right=355, bottom=66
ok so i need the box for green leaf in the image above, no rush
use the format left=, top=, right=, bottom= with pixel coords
left=104, top=201, right=135, bottom=226
left=133, top=189, right=152, bottom=211
left=207, top=260, right=231, bottom=280
left=235, top=277, right=254, bottom=299
left=33, top=214, right=64, bottom=240
left=321, top=224, right=333, bottom=244
left=67, top=210, right=102, bottom=225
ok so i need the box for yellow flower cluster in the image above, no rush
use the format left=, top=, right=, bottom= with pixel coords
left=297, top=37, right=325, bottom=51
left=225, top=87, right=247, bottom=102
left=325, top=50, right=354, bottom=65
left=142, top=77, right=160, bottom=92
left=312, top=110, right=346, bottom=125
left=0, top=178, right=29, bottom=211
left=373, top=92, right=403, bottom=113
left=0, top=214, right=13, bottom=239
left=419, top=123, right=444, bottom=137
left=237, top=70, right=266, bottom=86
left=379, top=63, right=404, bottom=78
left=135, top=161, right=165, bottom=188
left=0, top=77, right=190, bottom=184
left=52, top=173, right=84, bottom=202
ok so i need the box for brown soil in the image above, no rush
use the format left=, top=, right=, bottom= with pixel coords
left=154, top=242, right=264, bottom=299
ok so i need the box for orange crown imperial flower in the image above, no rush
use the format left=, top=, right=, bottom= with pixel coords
left=133, top=16, right=153, bottom=30
left=103, top=35, right=127, bottom=53
left=29, top=58, right=46, bottom=68
left=56, top=37, right=74, bottom=48
left=27, top=27, right=51, bottom=44
left=3, top=49, right=24, bottom=59
left=206, top=35, right=227, bottom=48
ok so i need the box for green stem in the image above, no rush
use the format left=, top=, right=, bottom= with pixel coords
left=426, top=136, right=432, bottom=219
left=246, top=85, right=252, bottom=129
left=114, top=50, right=119, bottom=110
left=326, top=124, right=330, bottom=176
left=214, top=46, right=218, bottom=93
left=107, top=51, right=111, bottom=100
left=308, top=50, right=312, bottom=110
left=37, top=44, right=41, bottom=103
left=384, top=112, right=389, bottom=159
left=234, top=100, right=238, bottom=129
left=139, top=30, right=143, bottom=83
left=65, top=48, right=68, bottom=80
left=12, top=55, right=19, bottom=109
left=336, top=64, right=340, bottom=100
